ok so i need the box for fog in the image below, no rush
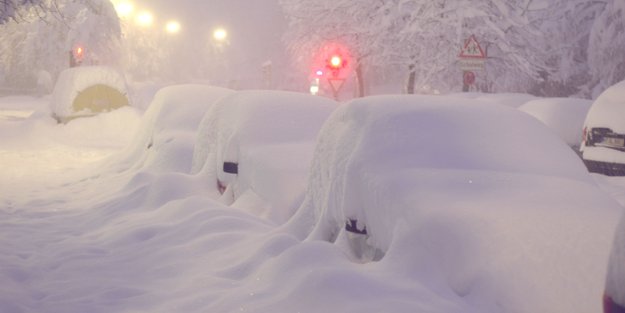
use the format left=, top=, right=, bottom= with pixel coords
left=134, top=0, right=288, bottom=89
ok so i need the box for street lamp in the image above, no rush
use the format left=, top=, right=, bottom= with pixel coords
left=114, top=1, right=134, bottom=19
left=165, top=20, right=181, bottom=34
left=213, top=28, right=228, bottom=42
left=135, top=11, right=154, bottom=27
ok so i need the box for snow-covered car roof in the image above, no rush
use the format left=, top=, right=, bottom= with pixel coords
left=584, top=80, right=625, bottom=134
left=518, top=97, right=591, bottom=147
left=288, top=94, right=620, bottom=313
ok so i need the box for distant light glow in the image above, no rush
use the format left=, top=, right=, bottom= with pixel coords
left=213, top=28, right=228, bottom=41
left=310, top=85, right=320, bottom=95
left=330, top=55, right=342, bottom=68
left=165, top=21, right=181, bottom=34
left=316, top=70, right=324, bottom=76
left=136, top=11, right=154, bottom=27
left=114, top=2, right=134, bottom=18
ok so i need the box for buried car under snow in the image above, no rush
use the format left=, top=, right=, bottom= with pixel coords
left=581, top=80, right=625, bottom=176
left=191, top=90, right=337, bottom=223
left=107, top=84, right=233, bottom=173
left=288, top=95, right=623, bottom=313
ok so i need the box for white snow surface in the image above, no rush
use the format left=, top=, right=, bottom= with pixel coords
left=50, top=66, right=129, bottom=118
left=518, top=97, right=592, bottom=147
left=0, top=92, right=623, bottom=313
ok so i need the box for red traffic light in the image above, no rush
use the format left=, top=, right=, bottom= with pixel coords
left=70, top=45, right=85, bottom=67
left=74, top=46, right=83, bottom=58
left=327, top=54, right=346, bottom=70
left=329, top=55, right=342, bottom=68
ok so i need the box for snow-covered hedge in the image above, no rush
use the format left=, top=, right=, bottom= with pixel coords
left=50, top=66, right=128, bottom=119
left=192, top=90, right=336, bottom=222
left=288, top=95, right=621, bottom=313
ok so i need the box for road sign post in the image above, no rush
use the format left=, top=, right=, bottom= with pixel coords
left=458, top=35, right=486, bottom=92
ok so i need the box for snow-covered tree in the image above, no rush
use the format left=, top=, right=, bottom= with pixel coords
left=0, top=0, right=43, bottom=23
left=281, top=0, right=388, bottom=96
left=531, top=0, right=607, bottom=97
left=0, top=0, right=121, bottom=89
left=588, top=0, right=625, bottom=97
left=282, top=0, right=560, bottom=95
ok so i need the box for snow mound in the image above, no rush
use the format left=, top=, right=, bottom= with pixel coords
left=107, top=84, right=233, bottom=173
left=518, top=97, right=591, bottom=147
left=50, top=66, right=129, bottom=119
left=287, top=95, right=620, bottom=313
left=192, top=90, right=336, bottom=223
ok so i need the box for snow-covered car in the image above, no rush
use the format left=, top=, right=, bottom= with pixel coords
left=191, top=90, right=337, bottom=223
left=290, top=95, right=622, bottom=313
left=108, top=84, right=233, bottom=173
left=581, top=80, right=625, bottom=176
left=518, top=97, right=592, bottom=150
left=605, top=210, right=625, bottom=313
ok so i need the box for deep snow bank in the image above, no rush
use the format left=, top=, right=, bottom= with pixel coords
left=287, top=95, right=621, bottom=313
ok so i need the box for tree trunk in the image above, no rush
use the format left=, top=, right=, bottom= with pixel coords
left=355, top=63, right=365, bottom=98
left=406, top=64, right=416, bottom=94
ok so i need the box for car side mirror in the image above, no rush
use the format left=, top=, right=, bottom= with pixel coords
left=223, top=162, right=238, bottom=174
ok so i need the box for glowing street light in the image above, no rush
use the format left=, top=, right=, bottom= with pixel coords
left=135, top=11, right=154, bottom=27
left=165, top=20, right=181, bottom=34
left=213, top=28, right=228, bottom=42
left=114, top=1, right=134, bottom=19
